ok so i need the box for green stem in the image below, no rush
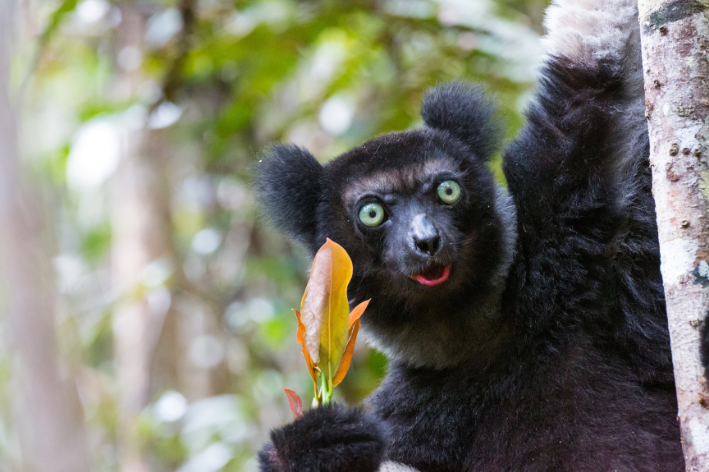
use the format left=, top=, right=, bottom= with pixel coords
left=313, top=379, right=321, bottom=406
left=315, top=371, right=325, bottom=406
left=326, top=375, right=334, bottom=402
left=315, top=371, right=335, bottom=405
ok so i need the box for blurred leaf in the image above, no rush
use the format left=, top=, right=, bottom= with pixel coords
left=40, top=0, right=80, bottom=47
left=283, top=388, right=303, bottom=419
left=258, top=315, right=295, bottom=349
left=81, top=223, right=112, bottom=262
left=83, top=311, right=113, bottom=368
left=153, top=434, right=189, bottom=466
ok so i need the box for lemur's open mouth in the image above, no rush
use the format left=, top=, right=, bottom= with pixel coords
left=410, top=264, right=451, bottom=286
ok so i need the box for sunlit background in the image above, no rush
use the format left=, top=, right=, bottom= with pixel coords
left=2, top=0, right=547, bottom=470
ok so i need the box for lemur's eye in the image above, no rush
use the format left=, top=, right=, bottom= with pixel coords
left=437, top=180, right=461, bottom=204
left=359, top=202, right=385, bottom=227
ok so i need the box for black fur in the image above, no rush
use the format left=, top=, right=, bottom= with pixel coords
left=257, top=403, right=387, bottom=472
left=256, top=144, right=323, bottom=252
left=421, top=81, right=503, bottom=161
left=255, top=19, right=683, bottom=472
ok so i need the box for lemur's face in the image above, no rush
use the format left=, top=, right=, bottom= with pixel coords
left=347, top=161, right=463, bottom=288
left=334, top=158, right=471, bottom=297
left=256, top=82, right=507, bottom=321
left=319, top=130, right=503, bottom=306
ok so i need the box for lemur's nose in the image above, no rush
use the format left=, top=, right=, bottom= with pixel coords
left=410, top=214, right=441, bottom=256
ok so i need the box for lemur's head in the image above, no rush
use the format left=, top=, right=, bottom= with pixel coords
left=256, top=82, right=516, bottom=367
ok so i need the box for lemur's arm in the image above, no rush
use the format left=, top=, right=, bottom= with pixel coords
left=500, top=0, right=658, bottom=337
left=503, top=0, right=644, bottom=243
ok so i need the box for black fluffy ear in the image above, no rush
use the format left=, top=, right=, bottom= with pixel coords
left=255, top=144, right=323, bottom=249
left=421, top=81, right=503, bottom=161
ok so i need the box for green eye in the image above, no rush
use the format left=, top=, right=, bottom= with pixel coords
left=359, top=203, right=385, bottom=227
left=437, top=180, right=461, bottom=204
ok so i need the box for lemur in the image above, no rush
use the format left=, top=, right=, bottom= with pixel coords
left=255, top=0, right=685, bottom=470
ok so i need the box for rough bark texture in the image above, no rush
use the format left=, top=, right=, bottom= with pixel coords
left=0, top=0, right=92, bottom=470
left=638, top=0, right=709, bottom=469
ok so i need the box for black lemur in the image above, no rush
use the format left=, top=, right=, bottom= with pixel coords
left=255, top=0, right=685, bottom=470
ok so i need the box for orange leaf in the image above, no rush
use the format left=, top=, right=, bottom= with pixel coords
left=348, top=299, right=370, bottom=328
left=302, top=344, right=318, bottom=385
left=293, top=309, right=305, bottom=346
left=283, top=388, right=304, bottom=419
left=300, top=239, right=353, bottom=371
left=293, top=309, right=318, bottom=383
left=332, top=319, right=361, bottom=387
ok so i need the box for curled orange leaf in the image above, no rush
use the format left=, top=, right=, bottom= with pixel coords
left=293, top=309, right=305, bottom=346
left=293, top=309, right=317, bottom=385
left=331, top=299, right=369, bottom=387
left=332, top=319, right=361, bottom=387
left=348, top=299, right=370, bottom=327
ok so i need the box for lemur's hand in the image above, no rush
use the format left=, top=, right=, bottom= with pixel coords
left=258, top=402, right=387, bottom=472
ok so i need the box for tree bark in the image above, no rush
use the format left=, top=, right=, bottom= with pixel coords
left=0, top=0, right=92, bottom=470
left=638, top=1, right=709, bottom=469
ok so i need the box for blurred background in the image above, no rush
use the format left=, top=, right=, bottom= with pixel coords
left=0, top=0, right=548, bottom=470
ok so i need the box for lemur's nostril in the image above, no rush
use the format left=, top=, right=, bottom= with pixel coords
left=410, top=214, right=441, bottom=256
left=414, top=234, right=441, bottom=256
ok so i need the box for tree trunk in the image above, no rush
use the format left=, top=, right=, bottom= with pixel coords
left=0, top=0, right=92, bottom=470
left=638, top=1, right=709, bottom=469
left=112, top=6, right=178, bottom=472
left=112, top=126, right=175, bottom=472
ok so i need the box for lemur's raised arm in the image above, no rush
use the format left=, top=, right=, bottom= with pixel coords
left=503, top=0, right=671, bottom=379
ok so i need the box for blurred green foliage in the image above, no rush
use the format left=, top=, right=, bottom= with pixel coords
left=15, top=0, right=548, bottom=470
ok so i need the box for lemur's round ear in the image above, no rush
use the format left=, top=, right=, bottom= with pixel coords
left=421, top=81, right=503, bottom=161
left=255, top=144, right=322, bottom=250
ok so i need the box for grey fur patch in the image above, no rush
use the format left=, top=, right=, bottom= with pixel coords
left=362, top=186, right=518, bottom=369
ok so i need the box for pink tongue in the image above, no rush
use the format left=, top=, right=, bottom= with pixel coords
left=411, top=265, right=450, bottom=286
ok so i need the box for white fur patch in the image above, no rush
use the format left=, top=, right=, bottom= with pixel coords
left=379, top=461, right=420, bottom=472
left=542, top=0, right=640, bottom=69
